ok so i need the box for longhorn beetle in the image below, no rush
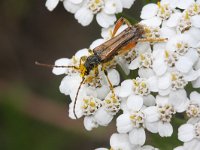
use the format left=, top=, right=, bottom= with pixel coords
left=36, top=17, right=167, bottom=119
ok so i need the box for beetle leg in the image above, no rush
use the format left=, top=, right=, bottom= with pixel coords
left=101, top=64, right=115, bottom=96
left=117, top=40, right=136, bottom=55
left=112, top=17, right=132, bottom=38
left=138, top=37, right=168, bottom=43
left=103, top=69, right=115, bottom=97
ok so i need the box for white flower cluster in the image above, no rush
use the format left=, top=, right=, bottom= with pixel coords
left=95, top=133, right=158, bottom=150
left=51, top=0, right=200, bottom=149
left=45, top=0, right=136, bottom=27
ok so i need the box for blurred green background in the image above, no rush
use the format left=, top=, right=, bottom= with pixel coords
left=0, top=0, right=185, bottom=149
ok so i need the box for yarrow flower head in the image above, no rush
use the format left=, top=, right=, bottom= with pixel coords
left=45, top=0, right=200, bottom=149
left=45, top=0, right=136, bottom=27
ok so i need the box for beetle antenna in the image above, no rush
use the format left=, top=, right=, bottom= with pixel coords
left=73, top=77, right=85, bottom=119
left=35, top=61, right=79, bottom=70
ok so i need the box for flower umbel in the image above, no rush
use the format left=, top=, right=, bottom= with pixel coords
left=44, top=0, right=200, bottom=149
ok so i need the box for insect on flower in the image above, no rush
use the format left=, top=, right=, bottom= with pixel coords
left=36, top=17, right=167, bottom=119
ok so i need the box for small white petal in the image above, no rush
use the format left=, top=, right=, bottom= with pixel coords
left=52, top=58, right=71, bottom=75
left=129, top=128, right=146, bottom=145
left=160, top=27, right=176, bottom=39
left=184, top=48, right=199, bottom=64
left=140, top=17, right=162, bottom=27
left=68, top=99, right=83, bottom=119
left=119, top=80, right=133, bottom=97
left=84, top=116, right=98, bottom=131
left=108, top=69, right=120, bottom=86
left=153, top=43, right=166, bottom=55
left=143, top=106, right=159, bottom=122
left=135, top=42, right=151, bottom=54
left=190, top=91, right=200, bottom=105
left=95, top=85, right=110, bottom=99
left=158, top=87, right=171, bottom=96
left=174, top=146, right=184, bottom=150
left=75, top=7, right=93, bottom=26
left=116, top=57, right=130, bottom=75
left=96, top=12, right=116, bottom=28
left=145, top=121, right=159, bottom=133
left=153, top=58, right=167, bottom=76
left=95, top=148, right=108, bottom=150
left=158, top=122, right=173, bottom=137
left=178, top=124, right=195, bottom=142
left=166, top=12, right=182, bottom=27
left=186, top=27, right=200, bottom=42
left=143, top=94, right=156, bottom=106
left=177, top=0, right=195, bottom=9
left=195, top=59, right=200, bottom=70
left=176, top=99, right=190, bottom=113
left=188, top=117, right=200, bottom=124
left=175, top=56, right=193, bottom=73
left=75, top=48, right=89, bottom=59
left=156, top=95, right=169, bottom=106
left=94, top=108, right=113, bottom=126
left=191, top=15, right=200, bottom=28
left=138, top=68, right=155, bottom=79
left=169, top=89, right=188, bottom=112
left=116, top=114, right=133, bottom=133
left=63, top=0, right=82, bottom=13
left=90, top=39, right=106, bottom=49
left=147, top=76, right=158, bottom=92
left=129, top=57, right=139, bottom=70
left=104, top=0, right=122, bottom=14
left=140, top=4, right=158, bottom=19
left=45, top=0, right=59, bottom=11
left=69, top=0, right=83, bottom=4
left=110, top=133, right=133, bottom=150
left=127, top=94, right=143, bottom=111
left=161, top=0, right=178, bottom=8
left=184, top=139, right=200, bottom=150
left=184, top=69, right=199, bottom=81
left=121, top=0, right=135, bottom=9
left=59, top=75, right=82, bottom=95
left=158, top=73, right=171, bottom=90
left=192, top=77, right=200, bottom=88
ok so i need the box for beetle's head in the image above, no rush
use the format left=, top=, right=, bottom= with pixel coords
left=83, top=55, right=101, bottom=76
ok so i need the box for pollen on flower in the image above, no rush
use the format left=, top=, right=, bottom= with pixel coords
left=187, top=3, right=200, bottom=16
left=130, top=111, right=145, bottom=128
left=177, top=11, right=192, bottom=32
left=158, top=104, right=175, bottom=123
left=103, top=96, right=121, bottom=115
left=186, top=104, right=200, bottom=118
left=82, top=96, right=101, bottom=116
left=123, top=49, right=137, bottom=64
left=139, top=53, right=152, bottom=68
left=87, top=0, right=105, bottom=14
left=79, top=64, right=87, bottom=77
left=171, top=72, right=187, bottom=90
left=143, top=26, right=160, bottom=38
left=175, top=41, right=189, bottom=56
left=164, top=50, right=177, bottom=67
left=133, top=77, right=150, bottom=96
left=157, top=3, right=172, bottom=20
left=84, top=72, right=102, bottom=88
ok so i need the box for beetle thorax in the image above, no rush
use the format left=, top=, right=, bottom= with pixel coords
left=84, top=55, right=101, bottom=75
